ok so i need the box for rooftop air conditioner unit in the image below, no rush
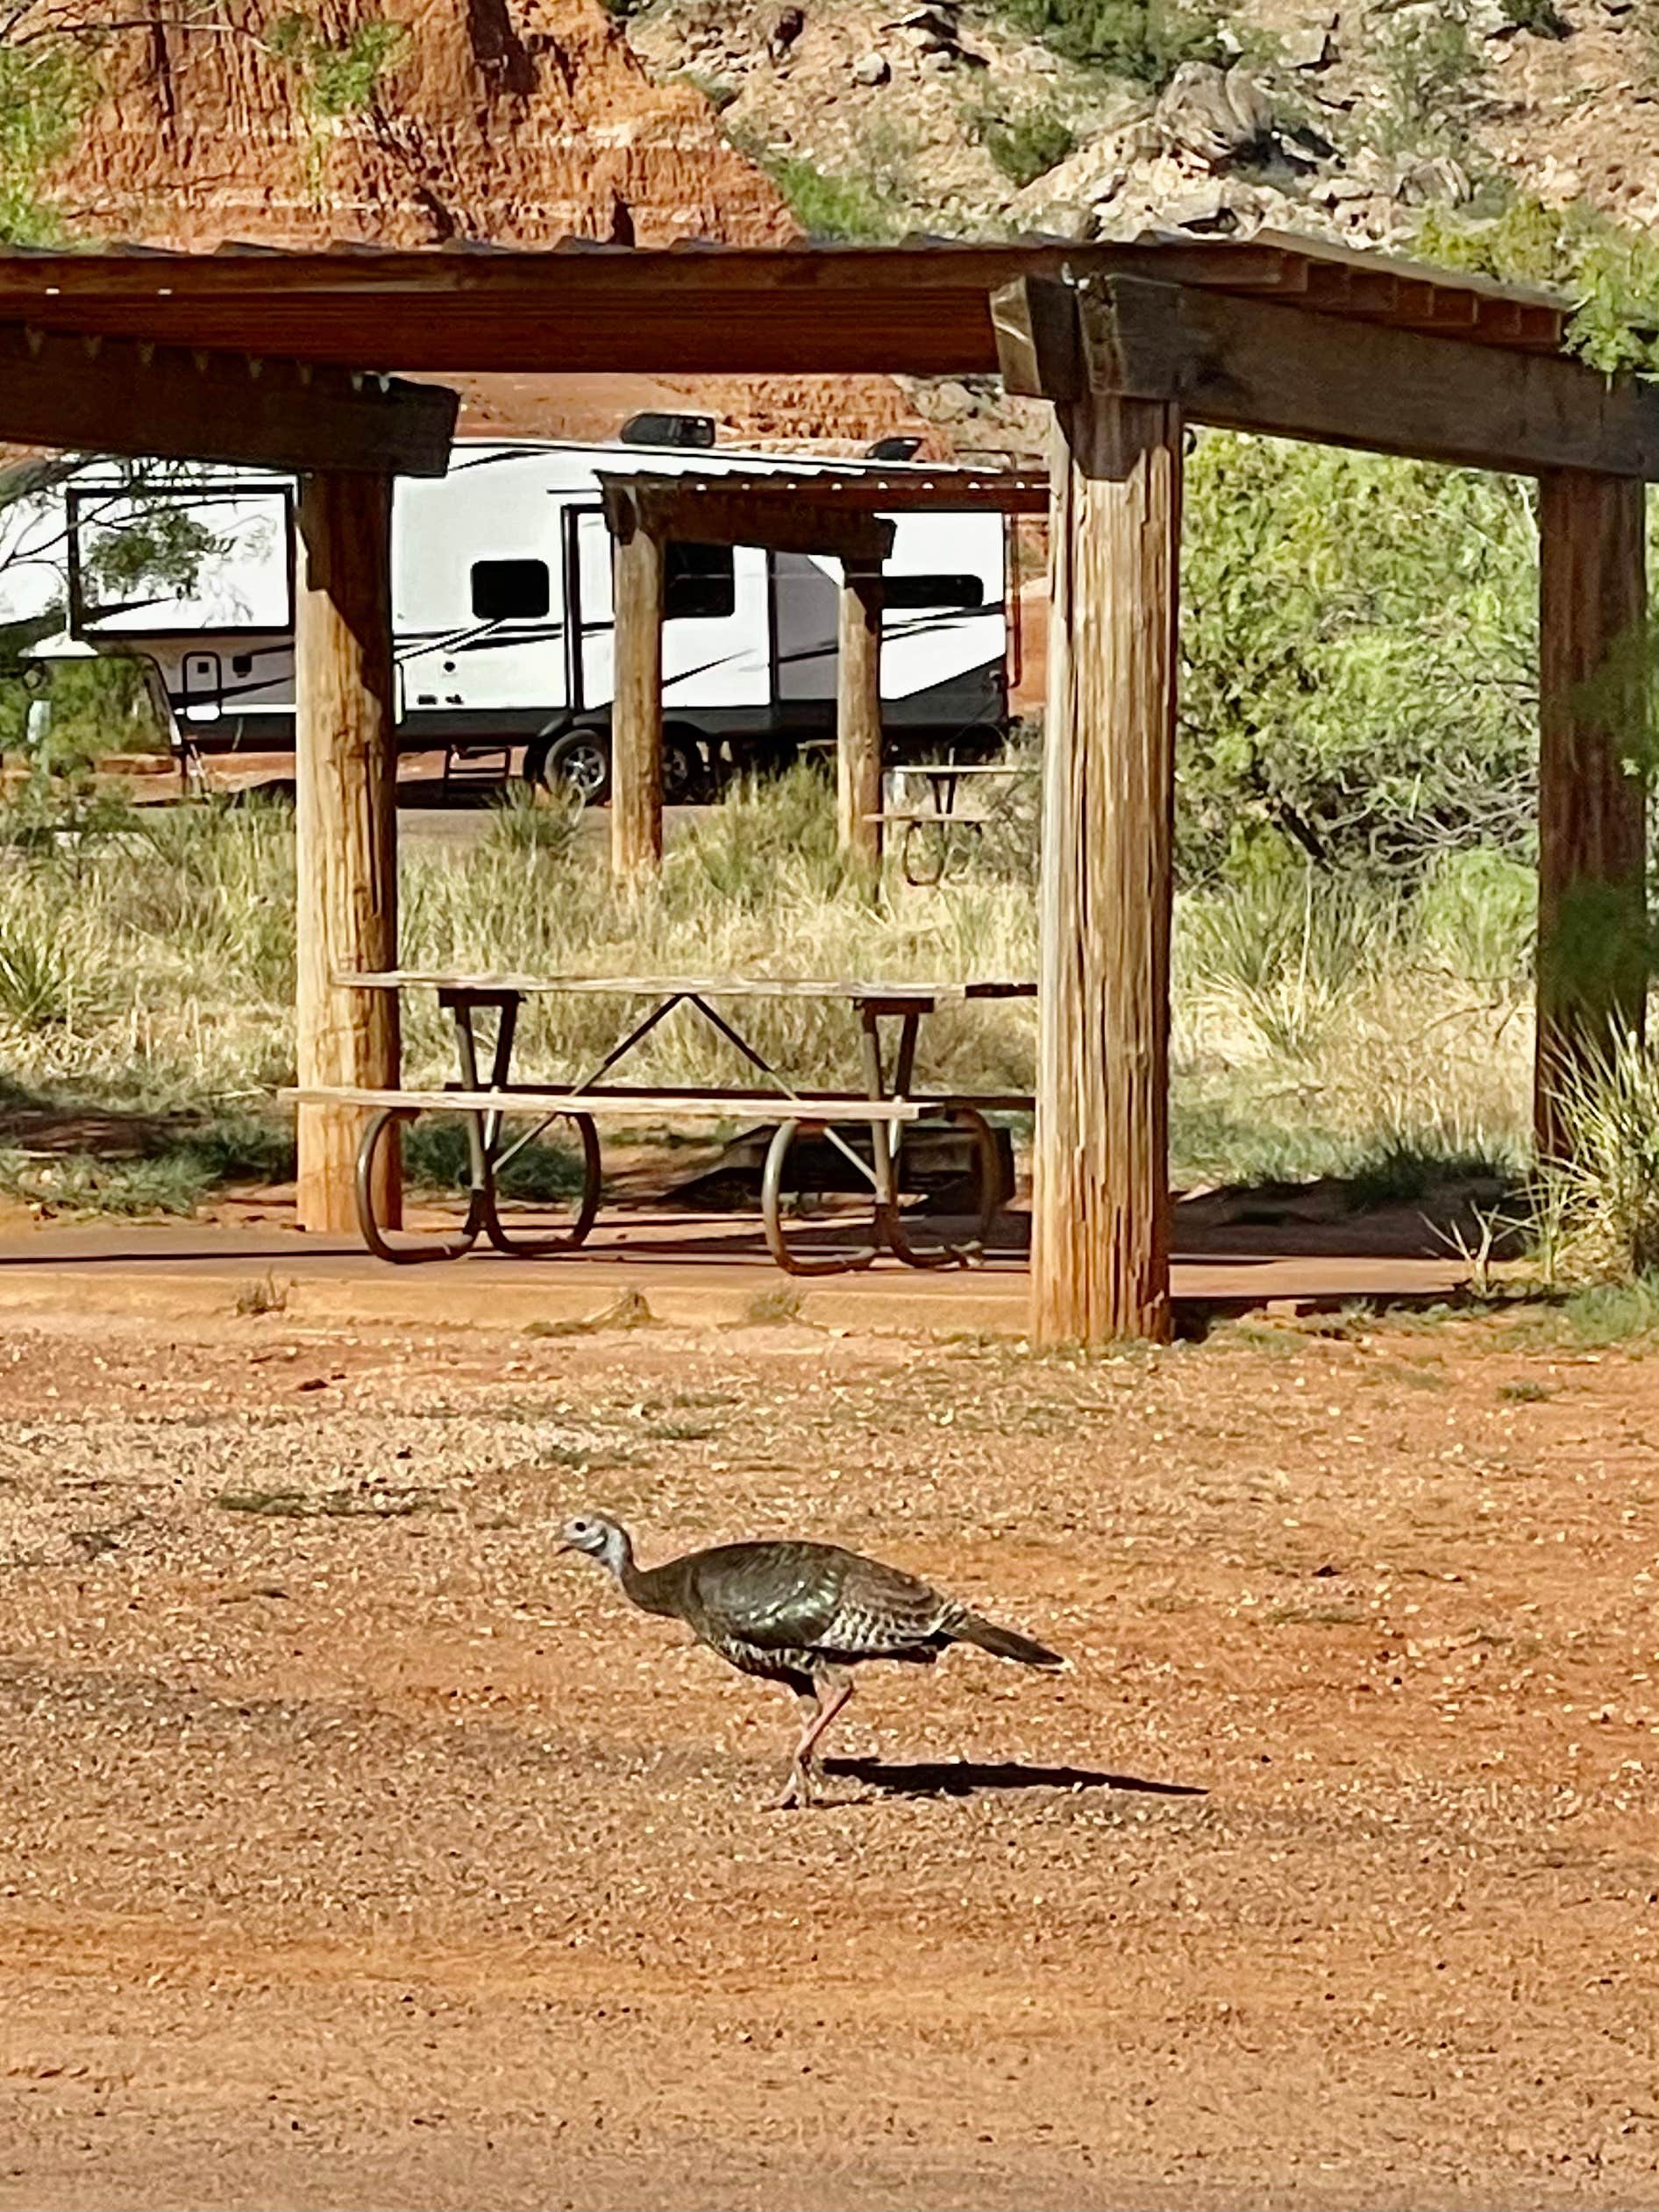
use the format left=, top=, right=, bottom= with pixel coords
left=618, top=411, right=718, bottom=450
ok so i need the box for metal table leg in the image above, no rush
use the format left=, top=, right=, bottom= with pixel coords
left=353, top=991, right=602, bottom=1265
left=458, top=992, right=602, bottom=1257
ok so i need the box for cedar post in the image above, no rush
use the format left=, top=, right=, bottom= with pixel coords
left=1534, top=471, right=1648, bottom=1160
left=295, top=471, right=401, bottom=1233
left=994, top=274, right=1182, bottom=1344
left=837, top=562, right=885, bottom=864
left=611, top=502, right=666, bottom=880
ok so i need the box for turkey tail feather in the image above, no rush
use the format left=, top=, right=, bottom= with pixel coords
left=952, top=1609, right=1066, bottom=1670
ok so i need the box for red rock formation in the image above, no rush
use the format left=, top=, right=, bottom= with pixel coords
left=45, top=0, right=794, bottom=248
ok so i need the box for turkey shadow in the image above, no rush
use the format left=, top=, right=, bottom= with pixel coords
left=822, top=1757, right=1206, bottom=1800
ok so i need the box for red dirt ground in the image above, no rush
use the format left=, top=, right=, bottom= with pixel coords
left=0, top=1299, right=1655, bottom=2209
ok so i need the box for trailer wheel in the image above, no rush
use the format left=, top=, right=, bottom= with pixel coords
left=541, top=725, right=611, bottom=806
left=662, top=724, right=708, bottom=806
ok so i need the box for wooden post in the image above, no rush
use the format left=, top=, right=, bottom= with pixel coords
left=611, top=506, right=665, bottom=881
left=295, top=471, right=400, bottom=1234
left=1033, top=390, right=1183, bottom=1345
left=1534, top=470, right=1648, bottom=1160
left=837, top=563, right=884, bottom=865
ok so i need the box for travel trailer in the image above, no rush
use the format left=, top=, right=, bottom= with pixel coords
left=20, top=427, right=1014, bottom=801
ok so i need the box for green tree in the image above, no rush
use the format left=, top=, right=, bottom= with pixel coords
left=1415, top=196, right=1659, bottom=381
left=1178, top=433, right=1539, bottom=877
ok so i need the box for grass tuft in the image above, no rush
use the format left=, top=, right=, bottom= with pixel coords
left=734, top=1285, right=806, bottom=1329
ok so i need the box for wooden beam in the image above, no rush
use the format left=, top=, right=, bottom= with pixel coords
left=294, top=472, right=401, bottom=1234
left=1534, top=471, right=1648, bottom=1160
left=611, top=508, right=666, bottom=882
left=0, top=321, right=454, bottom=475
left=602, top=480, right=894, bottom=563
left=1030, top=317, right=1182, bottom=1343
left=837, top=565, right=885, bottom=868
left=0, top=237, right=1574, bottom=377
left=998, top=273, right=1659, bottom=479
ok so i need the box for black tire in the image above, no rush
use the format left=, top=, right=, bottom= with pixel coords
left=543, top=725, right=612, bottom=806
left=662, top=724, right=708, bottom=806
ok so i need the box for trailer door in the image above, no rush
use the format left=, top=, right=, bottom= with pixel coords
left=573, top=509, right=614, bottom=709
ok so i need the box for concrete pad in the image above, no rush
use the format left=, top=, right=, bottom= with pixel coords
left=0, top=1213, right=1471, bottom=1337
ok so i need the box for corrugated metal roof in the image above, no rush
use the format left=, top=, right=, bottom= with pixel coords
left=593, top=464, right=1050, bottom=513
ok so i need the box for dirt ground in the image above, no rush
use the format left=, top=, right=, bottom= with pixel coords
left=0, top=1300, right=1655, bottom=2210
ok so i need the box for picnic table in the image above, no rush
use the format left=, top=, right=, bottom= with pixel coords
left=870, top=760, right=1040, bottom=886
left=284, top=971, right=1036, bottom=1276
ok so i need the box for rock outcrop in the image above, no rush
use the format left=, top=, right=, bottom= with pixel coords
left=45, top=0, right=794, bottom=248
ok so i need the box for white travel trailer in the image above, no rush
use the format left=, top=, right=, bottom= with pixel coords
left=21, top=426, right=1013, bottom=801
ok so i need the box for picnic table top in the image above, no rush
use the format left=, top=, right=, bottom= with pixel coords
left=893, top=761, right=1039, bottom=777
left=336, top=971, right=1037, bottom=1002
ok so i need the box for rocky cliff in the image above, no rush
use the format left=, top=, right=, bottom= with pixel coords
left=627, top=0, right=1658, bottom=252
left=46, top=0, right=793, bottom=247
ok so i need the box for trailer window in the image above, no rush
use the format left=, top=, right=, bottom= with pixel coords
left=472, top=558, right=551, bottom=622
left=883, top=573, right=985, bottom=610
left=666, top=542, right=735, bottom=621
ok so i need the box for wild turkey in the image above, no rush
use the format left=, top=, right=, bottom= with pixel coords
left=558, top=1511, right=1064, bottom=1807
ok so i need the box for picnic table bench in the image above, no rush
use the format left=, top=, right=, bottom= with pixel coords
left=283, top=971, right=1035, bottom=1276
left=871, top=760, right=1039, bottom=886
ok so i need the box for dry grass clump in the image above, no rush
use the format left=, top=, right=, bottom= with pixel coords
left=1530, top=1028, right=1659, bottom=1284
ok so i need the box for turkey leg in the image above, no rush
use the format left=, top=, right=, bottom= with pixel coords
left=775, top=1673, right=853, bottom=1810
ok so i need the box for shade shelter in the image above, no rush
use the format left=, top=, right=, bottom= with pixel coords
left=0, top=229, right=1651, bottom=1344
left=591, top=464, right=1048, bottom=875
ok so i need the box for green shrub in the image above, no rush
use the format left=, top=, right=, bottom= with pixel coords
left=1415, top=195, right=1659, bottom=382
left=764, top=156, right=901, bottom=242
left=1178, top=432, right=1538, bottom=875
left=0, top=35, right=87, bottom=245
left=0, top=921, right=87, bottom=1030
left=1414, top=848, right=1534, bottom=991
left=677, top=761, right=847, bottom=907
left=1499, top=0, right=1567, bottom=34
left=978, top=104, right=1075, bottom=188
left=1531, top=1030, right=1659, bottom=1281
left=267, top=14, right=407, bottom=117
left=1179, top=867, right=1395, bottom=1059
left=1366, top=11, right=1485, bottom=159
left=995, top=0, right=1220, bottom=88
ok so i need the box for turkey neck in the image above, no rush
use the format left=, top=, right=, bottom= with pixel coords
left=616, top=1537, right=683, bottom=1621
